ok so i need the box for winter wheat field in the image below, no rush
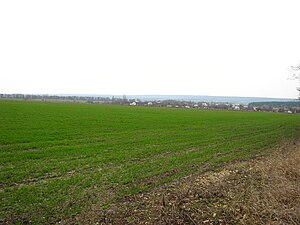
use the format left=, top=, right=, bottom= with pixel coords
left=0, top=100, right=300, bottom=224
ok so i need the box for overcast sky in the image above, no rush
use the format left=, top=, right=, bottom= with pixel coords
left=1, top=0, right=299, bottom=98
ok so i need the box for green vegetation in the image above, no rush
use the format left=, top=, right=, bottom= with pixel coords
left=1, top=100, right=300, bottom=224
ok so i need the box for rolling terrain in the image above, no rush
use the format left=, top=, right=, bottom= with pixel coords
left=0, top=100, right=299, bottom=224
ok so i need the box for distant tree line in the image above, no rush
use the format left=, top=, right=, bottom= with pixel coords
left=249, top=101, right=300, bottom=108
left=0, top=94, right=111, bottom=102
left=1, top=93, right=300, bottom=113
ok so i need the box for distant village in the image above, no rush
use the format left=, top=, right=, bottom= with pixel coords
left=1, top=93, right=300, bottom=114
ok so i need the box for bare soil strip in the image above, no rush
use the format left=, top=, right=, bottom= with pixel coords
left=67, top=140, right=300, bottom=225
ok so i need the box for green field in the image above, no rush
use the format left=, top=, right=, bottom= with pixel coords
left=1, top=100, right=300, bottom=224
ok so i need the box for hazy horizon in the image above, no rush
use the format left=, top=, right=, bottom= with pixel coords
left=2, top=93, right=297, bottom=105
left=1, top=92, right=297, bottom=100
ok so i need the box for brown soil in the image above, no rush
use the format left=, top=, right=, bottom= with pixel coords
left=68, top=140, right=300, bottom=225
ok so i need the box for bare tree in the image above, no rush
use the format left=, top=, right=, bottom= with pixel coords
left=288, top=62, right=300, bottom=100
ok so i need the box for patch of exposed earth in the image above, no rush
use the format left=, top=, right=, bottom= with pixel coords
left=62, top=139, right=300, bottom=225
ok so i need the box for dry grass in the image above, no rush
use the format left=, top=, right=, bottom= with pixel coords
left=63, top=140, right=300, bottom=224
left=235, top=141, right=300, bottom=224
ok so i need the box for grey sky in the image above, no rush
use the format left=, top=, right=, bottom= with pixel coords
left=1, top=0, right=300, bottom=98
